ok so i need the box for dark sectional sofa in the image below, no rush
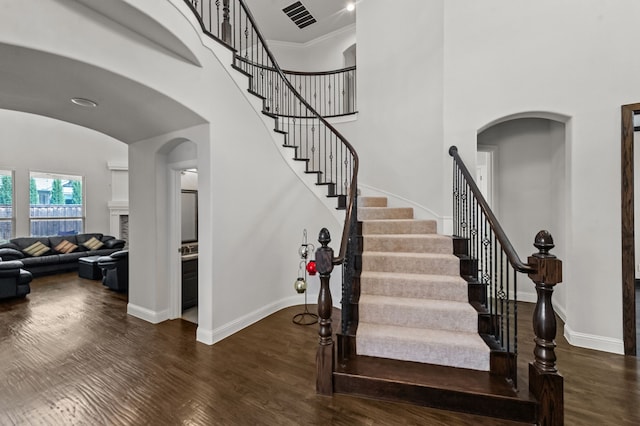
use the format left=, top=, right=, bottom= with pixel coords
left=0, top=233, right=126, bottom=276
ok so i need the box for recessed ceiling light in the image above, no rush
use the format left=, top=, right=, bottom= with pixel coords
left=346, top=2, right=355, bottom=12
left=71, top=97, right=98, bottom=108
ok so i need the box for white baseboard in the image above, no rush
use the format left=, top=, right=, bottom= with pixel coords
left=196, top=292, right=336, bottom=346
left=563, top=323, right=624, bottom=355
left=518, top=291, right=537, bottom=304
left=127, top=303, right=170, bottom=324
left=358, top=184, right=441, bottom=220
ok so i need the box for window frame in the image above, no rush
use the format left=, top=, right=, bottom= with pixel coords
left=29, top=171, right=85, bottom=237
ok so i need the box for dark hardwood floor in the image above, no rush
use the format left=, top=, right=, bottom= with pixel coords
left=1, top=273, right=639, bottom=425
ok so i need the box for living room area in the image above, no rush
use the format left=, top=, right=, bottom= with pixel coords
left=0, top=109, right=130, bottom=297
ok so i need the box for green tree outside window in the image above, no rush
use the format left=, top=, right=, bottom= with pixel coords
left=50, top=179, right=64, bottom=204
left=30, top=178, right=38, bottom=204
left=0, top=175, right=12, bottom=205
left=72, top=180, right=82, bottom=204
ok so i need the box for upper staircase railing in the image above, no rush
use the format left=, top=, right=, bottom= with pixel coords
left=184, top=0, right=358, bottom=201
left=281, top=66, right=357, bottom=118
left=449, top=146, right=564, bottom=424
left=182, top=0, right=359, bottom=394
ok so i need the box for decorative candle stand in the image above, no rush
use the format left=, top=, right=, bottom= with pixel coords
left=292, top=229, right=318, bottom=326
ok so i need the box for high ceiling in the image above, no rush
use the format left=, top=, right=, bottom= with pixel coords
left=244, top=0, right=355, bottom=44
left=0, top=0, right=353, bottom=144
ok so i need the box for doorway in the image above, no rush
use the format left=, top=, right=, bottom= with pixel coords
left=620, top=103, right=639, bottom=356
left=180, top=169, right=198, bottom=324
left=476, top=146, right=497, bottom=210
left=166, top=139, right=198, bottom=324
left=478, top=117, right=567, bottom=308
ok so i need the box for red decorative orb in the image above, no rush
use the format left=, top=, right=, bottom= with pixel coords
left=306, top=260, right=317, bottom=276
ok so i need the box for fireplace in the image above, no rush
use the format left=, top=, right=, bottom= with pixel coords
left=108, top=201, right=129, bottom=241
left=108, top=161, right=129, bottom=243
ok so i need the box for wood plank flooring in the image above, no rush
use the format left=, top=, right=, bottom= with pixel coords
left=0, top=273, right=639, bottom=425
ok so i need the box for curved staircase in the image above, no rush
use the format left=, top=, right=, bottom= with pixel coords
left=183, top=1, right=564, bottom=423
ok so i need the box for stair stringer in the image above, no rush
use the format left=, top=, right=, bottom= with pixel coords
left=452, top=236, right=519, bottom=384
left=180, top=20, right=346, bottom=225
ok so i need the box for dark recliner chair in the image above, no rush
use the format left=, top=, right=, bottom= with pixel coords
left=97, top=250, right=128, bottom=293
left=0, top=259, right=33, bottom=299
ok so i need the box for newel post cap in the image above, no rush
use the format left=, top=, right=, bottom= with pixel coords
left=533, top=230, right=555, bottom=257
left=316, top=228, right=334, bottom=275
left=528, top=230, right=562, bottom=285
left=318, top=228, right=331, bottom=247
left=448, top=146, right=458, bottom=156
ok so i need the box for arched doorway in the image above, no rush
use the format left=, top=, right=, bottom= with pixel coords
left=477, top=116, right=568, bottom=311
left=165, top=140, right=198, bottom=322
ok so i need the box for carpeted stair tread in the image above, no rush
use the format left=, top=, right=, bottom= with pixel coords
left=362, top=234, right=453, bottom=254
left=359, top=207, right=414, bottom=220
left=361, top=219, right=437, bottom=235
left=360, top=271, right=468, bottom=302
left=354, top=195, right=490, bottom=373
left=359, top=294, right=479, bottom=332
left=356, top=322, right=490, bottom=371
left=359, top=197, right=388, bottom=207
left=362, top=251, right=460, bottom=276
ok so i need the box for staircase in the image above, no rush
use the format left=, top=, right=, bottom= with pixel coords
left=356, top=196, right=490, bottom=371
left=330, top=197, right=538, bottom=423
left=183, top=1, right=564, bottom=423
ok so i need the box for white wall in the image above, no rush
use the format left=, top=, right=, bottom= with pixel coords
left=350, top=0, right=640, bottom=353
left=0, top=110, right=127, bottom=237
left=269, top=24, right=356, bottom=71
left=180, top=170, right=198, bottom=191
left=441, top=0, right=640, bottom=354
left=478, top=118, right=566, bottom=313
left=356, top=0, right=445, bottom=225
left=122, top=2, right=344, bottom=343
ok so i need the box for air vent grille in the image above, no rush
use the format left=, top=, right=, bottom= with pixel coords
left=283, top=1, right=316, bottom=29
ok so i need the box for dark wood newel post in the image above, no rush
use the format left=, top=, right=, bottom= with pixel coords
left=315, top=228, right=334, bottom=395
left=527, top=230, right=564, bottom=425
left=221, top=0, right=231, bottom=45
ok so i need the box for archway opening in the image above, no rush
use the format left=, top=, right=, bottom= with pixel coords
left=477, top=117, right=567, bottom=311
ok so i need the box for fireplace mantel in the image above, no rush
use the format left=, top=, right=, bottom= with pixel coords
left=107, top=162, right=129, bottom=241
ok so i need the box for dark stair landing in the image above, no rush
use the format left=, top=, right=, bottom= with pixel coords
left=333, top=355, right=538, bottom=424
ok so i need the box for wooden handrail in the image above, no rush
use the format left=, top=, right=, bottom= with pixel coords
left=449, top=146, right=534, bottom=274
left=236, top=0, right=359, bottom=265
left=234, top=56, right=355, bottom=76
left=283, top=66, right=357, bottom=76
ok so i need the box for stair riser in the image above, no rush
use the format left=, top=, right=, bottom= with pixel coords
left=359, top=208, right=414, bottom=220
left=356, top=336, right=489, bottom=370
left=359, top=197, right=388, bottom=208
left=360, top=277, right=468, bottom=302
left=358, top=305, right=478, bottom=333
left=361, top=220, right=437, bottom=235
left=332, top=374, right=537, bottom=424
left=363, top=236, right=453, bottom=254
left=362, top=254, right=460, bottom=276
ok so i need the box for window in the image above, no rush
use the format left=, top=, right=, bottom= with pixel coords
left=30, top=172, right=84, bottom=237
left=0, top=169, right=13, bottom=243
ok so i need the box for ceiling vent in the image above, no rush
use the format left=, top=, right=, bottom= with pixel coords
left=282, top=1, right=316, bottom=29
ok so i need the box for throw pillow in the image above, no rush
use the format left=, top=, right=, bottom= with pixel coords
left=23, top=241, right=50, bottom=257
left=55, top=240, right=78, bottom=254
left=82, top=236, right=104, bottom=250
